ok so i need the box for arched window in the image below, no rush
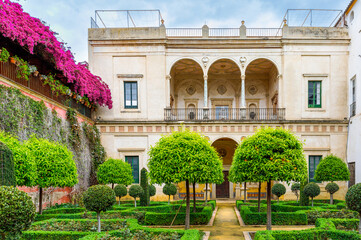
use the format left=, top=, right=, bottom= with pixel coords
left=350, top=11, right=354, bottom=23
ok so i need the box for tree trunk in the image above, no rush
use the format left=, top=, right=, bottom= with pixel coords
left=134, top=198, right=137, bottom=208
left=244, top=182, right=247, bottom=203
left=330, top=193, right=333, bottom=205
left=39, top=187, right=43, bottom=214
left=112, top=183, right=114, bottom=189
left=185, top=179, right=190, bottom=230
left=118, top=197, right=120, bottom=205
left=97, top=212, right=101, bottom=232
left=205, top=183, right=208, bottom=205
left=278, top=197, right=279, bottom=204
left=266, top=181, right=272, bottom=230
left=296, top=193, right=299, bottom=203
left=311, top=197, right=314, bottom=207
left=359, top=216, right=361, bottom=234
left=258, top=182, right=261, bottom=212
left=193, top=182, right=196, bottom=213
left=168, top=195, right=170, bottom=205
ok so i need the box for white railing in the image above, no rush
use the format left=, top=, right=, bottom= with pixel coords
left=166, top=28, right=202, bottom=37
left=209, top=28, right=239, bottom=37
left=246, top=28, right=282, bottom=37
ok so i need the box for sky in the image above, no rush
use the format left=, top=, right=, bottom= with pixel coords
left=18, top=0, right=349, bottom=62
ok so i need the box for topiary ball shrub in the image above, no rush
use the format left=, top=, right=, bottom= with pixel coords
left=326, top=183, right=339, bottom=205
left=346, top=183, right=361, bottom=234
left=114, top=184, right=127, bottom=205
left=0, top=141, right=16, bottom=186
left=163, top=183, right=177, bottom=204
left=303, top=182, right=320, bottom=207
left=129, top=185, right=144, bottom=208
left=272, top=183, right=286, bottom=203
left=0, top=186, right=36, bottom=239
left=83, top=185, right=116, bottom=232
left=291, top=182, right=300, bottom=202
left=315, top=154, right=350, bottom=182
left=149, top=185, right=156, bottom=197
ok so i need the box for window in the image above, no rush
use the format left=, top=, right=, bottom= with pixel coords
left=124, top=82, right=138, bottom=108
left=125, top=156, right=139, bottom=183
left=350, top=11, right=354, bottom=23
left=309, top=155, right=322, bottom=182
left=351, top=77, right=356, bottom=117
left=308, top=81, right=322, bottom=108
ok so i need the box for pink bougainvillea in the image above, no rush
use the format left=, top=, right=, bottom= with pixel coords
left=0, top=0, right=112, bottom=108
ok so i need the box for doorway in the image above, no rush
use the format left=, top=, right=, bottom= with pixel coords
left=216, top=171, right=229, bottom=198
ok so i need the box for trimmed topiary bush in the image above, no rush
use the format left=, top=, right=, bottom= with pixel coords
left=272, top=183, right=286, bottom=203
left=0, top=141, right=16, bottom=186
left=345, top=183, right=361, bottom=234
left=303, top=182, right=320, bottom=207
left=149, top=185, right=156, bottom=197
left=97, top=158, right=133, bottom=189
left=113, top=184, right=127, bottom=205
left=300, top=179, right=309, bottom=206
left=140, top=168, right=149, bottom=206
left=325, top=182, right=339, bottom=205
left=129, top=185, right=143, bottom=208
left=0, top=186, right=36, bottom=239
left=163, top=184, right=177, bottom=205
left=82, top=185, right=116, bottom=232
left=315, top=155, right=350, bottom=182
left=291, top=183, right=300, bottom=203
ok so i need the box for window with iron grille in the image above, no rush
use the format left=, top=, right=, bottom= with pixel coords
left=309, top=155, right=322, bottom=182
left=308, top=81, right=322, bottom=108
left=125, top=156, right=139, bottom=183
left=124, top=82, right=138, bottom=108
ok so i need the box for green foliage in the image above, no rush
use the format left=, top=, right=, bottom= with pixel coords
left=346, top=183, right=361, bottom=214
left=0, top=131, right=37, bottom=187
left=163, top=184, right=177, bottom=197
left=148, top=129, right=223, bottom=185
left=306, top=209, right=359, bottom=225
left=229, top=127, right=307, bottom=183
left=326, top=183, right=339, bottom=195
left=149, top=185, right=156, bottom=197
left=291, top=182, right=300, bottom=192
left=271, top=183, right=286, bottom=198
left=114, top=185, right=127, bottom=199
left=240, top=205, right=307, bottom=225
left=22, top=231, right=91, bottom=240
left=83, top=185, right=116, bottom=214
left=129, top=185, right=144, bottom=199
left=300, top=178, right=310, bottom=206
left=66, top=108, right=81, bottom=149
left=0, top=186, right=36, bottom=238
left=24, top=136, right=78, bottom=188
left=0, top=47, right=10, bottom=62
left=0, top=141, right=16, bottom=186
left=140, top=168, right=149, bottom=206
left=315, top=154, right=350, bottom=182
left=97, top=158, right=133, bottom=186
left=304, top=182, right=321, bottom=199
left=14, top=55, right=31, bottom=81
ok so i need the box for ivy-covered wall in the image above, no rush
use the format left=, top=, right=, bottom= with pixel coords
left=0, top=84, right=106, bottom=190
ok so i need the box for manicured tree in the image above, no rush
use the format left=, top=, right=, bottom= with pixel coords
left=97, top=158, right=133, bottom=189
left=148, top=129, right=223, bottom=230
left=129, top=185, right=143, bottom=207
left=303, top=182, right=320, bottom=207
left=315, top=154, right=350, bottom=204
left=299, top=178, right=309, bottom=206
left=229, top=127, right=307, bottom=230
left=291, top=182, right=301, bottom=203
left=163, top=183, right=177, bottom=205
left=140, top=168, right=149, bottom=206
left=0, top=186, right=36, bottom=240
left=114, top=184, right=127, bottom=205
left=83, top=185, right=116, bottom=232
left=24, top=136, right=78, bottom=214
left=272, top=183, right=286, bottom=203
left=0, top=131, right=37, bottom=187
left=345, top=183, right=361, bottom=234
left=325, top=183, right=339, bottom=205
left=0, top=141, right=16, bottom=186
left=149, top=184, right=156, bottom=197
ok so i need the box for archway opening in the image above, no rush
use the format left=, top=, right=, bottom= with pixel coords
left=211, top=137, right=238, bottom=198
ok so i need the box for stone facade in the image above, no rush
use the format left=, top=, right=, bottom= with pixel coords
left=89, top=22, right=350, bottom=200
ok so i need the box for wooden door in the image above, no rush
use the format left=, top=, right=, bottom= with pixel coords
left=216, top=171, right=229, bottom=198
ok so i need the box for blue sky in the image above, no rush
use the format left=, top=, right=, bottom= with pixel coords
left=18, top=0, right=348, bottom=62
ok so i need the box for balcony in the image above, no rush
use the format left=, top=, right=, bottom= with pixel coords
left=164, top=108, right=285, bottom=122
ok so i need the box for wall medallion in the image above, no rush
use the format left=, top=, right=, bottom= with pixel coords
left=217, top=85, right=227, bottom=95
left=186, top=85, right=196, bottom=95
left=248, top=85, right=258, bottom=95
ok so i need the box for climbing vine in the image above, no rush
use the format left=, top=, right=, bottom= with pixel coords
left=0, top=84, right=105, bottom=189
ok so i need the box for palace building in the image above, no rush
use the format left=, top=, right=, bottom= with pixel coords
left=89, top=10, right=350, bottom=201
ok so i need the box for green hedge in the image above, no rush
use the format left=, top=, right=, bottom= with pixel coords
left=240, top=206, right=307, bottom=225
left=316, top=218, right=359, bottom=231
left=144, top=206, right=213, bottom=225
left=22, top=231, right=94, bottom=240
left=42, top=208, right=85, bottom=214
left=305, top=209, right=359, bottom=225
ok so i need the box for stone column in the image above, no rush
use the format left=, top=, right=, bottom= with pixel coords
left=211, top=183, right=216, bottom=199
left=235, top=183, right=241, bottom=199
left=166, top=75, right=171, bottom=108
left=203, top=75, right=209, bottom=119
left=240, top=74, right=246, bottom=118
